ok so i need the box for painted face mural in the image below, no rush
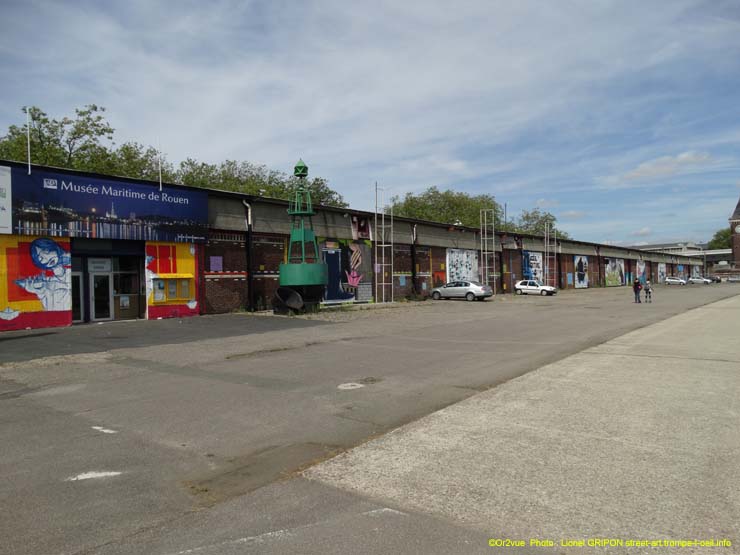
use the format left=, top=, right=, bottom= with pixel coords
left=522, top=251, right=543, bottom=281
left=574, top=255, right=588, bottom=288
left=636, top=260, right=646, bottom=283
left=14, top=238, right=71, bottom=311
left=658, top=263, right=667, bottom=283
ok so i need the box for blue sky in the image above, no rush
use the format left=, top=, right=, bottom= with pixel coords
left=2, top=0, right=740, bottom=245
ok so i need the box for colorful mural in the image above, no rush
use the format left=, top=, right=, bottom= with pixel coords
left=605, top=258, right=625, bottom=286
left=658, top=263, right=667, bottom=283
left=447, top=249, right=479, bottom=282
left=692, top=265, right=702, bottom=277
left=574, top=255, right=589, bottom=288
left=0, top=235, right=72, bottom=331
left=635, top=260, right=647, bottom=284
left=320, top=239, right=372, bottom=302
left=145, top=241, right=199, bottom=319
left=522, top=251, right=543, bottom=281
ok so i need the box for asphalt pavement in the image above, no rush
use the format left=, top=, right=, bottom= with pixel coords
left=1, top=283, right=738, bottom=554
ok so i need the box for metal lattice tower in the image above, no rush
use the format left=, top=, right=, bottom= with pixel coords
left=480, top=208, right=497, bottom=295
left=374, top=183, right=394, bottom=303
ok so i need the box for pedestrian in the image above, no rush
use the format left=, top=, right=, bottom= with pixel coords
left=633, top=278, right=642, bottom=303
left=644, top=279, right=652, bottom=303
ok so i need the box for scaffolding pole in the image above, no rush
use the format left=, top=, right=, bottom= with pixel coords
left=374, top=183, right=394, bottom=303
left=480, top=208, right=497, bottom=295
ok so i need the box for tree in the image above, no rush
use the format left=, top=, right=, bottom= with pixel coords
left=515, top=208, right=571, bottom=239
left=0, top=105, right=347, bottom=207
left=0, top=105, right=114, bottom=169
left=707, top=227, right=732, bottom=249
left=391, top=187, right=502, bottom=228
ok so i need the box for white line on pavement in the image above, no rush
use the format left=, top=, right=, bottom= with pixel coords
left=91, top=426, right=118, bottom=434
left=65, top=471, right=123, bottom=481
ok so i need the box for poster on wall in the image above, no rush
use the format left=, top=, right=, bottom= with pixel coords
left=677, top=264, right=686, bottom=279
left=635, top=260, right=647, bottom=284
left=692, top=265, right=702, bottom=277
left=604, top=258, right=625, bottom=286
left=447, top=249, right=478, bottom=282
left=574, top=255, right=589, bottom=288
left=1, top=236, right=72, bottom=330
left=7, top=166, right=208, bottom=242
left=351, top=216, right=372, bottom=240
left=322, top=239, right=373, bottom=302
left=522, top=251, right=543, bottom=281
left=658, top=263, right=667, bottom=283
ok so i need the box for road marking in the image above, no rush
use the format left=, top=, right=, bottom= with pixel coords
left=337, top=383, right=365, bottom=390
left=65, top=471, right=122, bottom=481
left=91, top=426, right=118, bottom=434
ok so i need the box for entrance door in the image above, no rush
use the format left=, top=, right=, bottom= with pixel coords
left=72, top=272, right=84, bottom=323
left=90, top=273, right=113, bottom=321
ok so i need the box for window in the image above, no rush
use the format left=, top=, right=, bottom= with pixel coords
left=168, top=280, right=178, bottom=299
left=179, top=279, right=190, bottom=298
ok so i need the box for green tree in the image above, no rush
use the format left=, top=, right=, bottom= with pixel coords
left=391, top=187, right=502, bottom=228
left=0, top=105, right=114, bottom=169
left=515, top=208, right=571, bottom=239
left=707, top=227, right=732, bottom=249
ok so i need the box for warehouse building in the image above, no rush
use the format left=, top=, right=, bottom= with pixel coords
left=0, top=160, right=703, bottom=332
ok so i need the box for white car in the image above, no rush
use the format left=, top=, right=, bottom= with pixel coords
left=688, top=276, right=711, bottom=284
left=514, top=280, right=557, bottom=296
left=664, top=276, right=687, bottom=285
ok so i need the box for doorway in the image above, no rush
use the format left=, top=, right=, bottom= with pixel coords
left=72, top=272, right=84, bottom=323
left=89, top=273, right=114, bottom=321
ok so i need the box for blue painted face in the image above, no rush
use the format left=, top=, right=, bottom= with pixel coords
left=30, top=238, right=65, bottom=270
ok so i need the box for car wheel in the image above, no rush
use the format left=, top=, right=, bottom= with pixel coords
left=541, top=290, right=547, bottom=296
left=515, top=289, right=523, bottom=295
left=432, top=291, right=441, bottom=300
left=466, top=292, right=475, bottom=301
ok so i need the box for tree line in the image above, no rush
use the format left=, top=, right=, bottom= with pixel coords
left=1, top=105, right=571, bottom=236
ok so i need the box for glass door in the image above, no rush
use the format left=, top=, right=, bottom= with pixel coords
left=89, top=273, right=113, bottom=321
left=72, top=272, right=84, bottom=323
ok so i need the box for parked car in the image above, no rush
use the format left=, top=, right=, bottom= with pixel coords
left=728, top=276, right=740, bottom=283
left=514, top=280, right=557, bottom=296
left=688, top=276, right=711, bottom=284
left=664, top=276, right=687, bottom=285
left=709, top=275, right=722, bottom=283
left=431, top=281, right=493, bottom=301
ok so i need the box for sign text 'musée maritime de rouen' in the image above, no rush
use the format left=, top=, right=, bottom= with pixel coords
left=4, top=166, right=208, bottom=242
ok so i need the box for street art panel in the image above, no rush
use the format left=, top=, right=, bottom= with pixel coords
left=0, top=235, right=72, bottom=331
left=605, top=258, right=625, bottom=286
left=145, top=241, right=199, bottom=319
left=351, top=216, right=372, bottom=241
left=677, top=264, right=686, bottom=280
left=635, top=260, right=647, bottom=284
left=447, top=249, right=478, bottom=282
left=522, top=251, right=543, bottom=281
left=574, top=255, right=589, bottom=288
left=658, top=263, right=667, bottom=283
left=321, top=239, right=372, bottom=302
left=692, top=265, right=702, bottom=277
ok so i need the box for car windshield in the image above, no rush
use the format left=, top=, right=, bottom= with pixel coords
left=533, top=281, right=544, bottom=286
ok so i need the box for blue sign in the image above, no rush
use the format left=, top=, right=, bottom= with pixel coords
left=8, top=166, right=208, bottom=242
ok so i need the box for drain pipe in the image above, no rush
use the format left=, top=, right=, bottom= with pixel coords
left=410, top=224, right=418, bottom=296
left=242, top=200, right=254, bottom=311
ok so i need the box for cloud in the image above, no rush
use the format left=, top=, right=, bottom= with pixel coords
left=561, top=210, right=586, bottom=219
left=536, top=198, right=559, bottom=208
left=631, top=227, right=652, bottom=237
left=623, top=151, right=712, bottom=181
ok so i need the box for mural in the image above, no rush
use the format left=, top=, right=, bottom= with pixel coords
left=692, top=265, right=702, bottom=277
left=522, top=251, right=543, bottom=281
left=677, top=264, right=686, bottom=280
left=574, top=255, right=589, bottom=288
left=605, top=258, right=625, bottom=286
left=447, top=249, right=479, bottom=282
left=351, top=216, right=372, bottom=241
left=321, top=239, right=372, bottom=302
left=0, top=235, right=72, bottom=331
left=145, top=241, right=199, bottom=319
left=658, top=263, right=667, bottom=283
left=635, top=260, right=647, bottom=284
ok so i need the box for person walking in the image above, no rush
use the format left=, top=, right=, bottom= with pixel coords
left=644, top=279, right=653, bottom=303
left=633, top=278, right=642, bottom=303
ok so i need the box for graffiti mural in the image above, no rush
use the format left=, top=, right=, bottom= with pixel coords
left=447, top=249, right=478, bottom=282
left=635, top=260, right=647, bottom=284
left=321, top=239, right=372, bottom=302
left=522, top=251, right=543, bottom=281
left=658, top=263, right=667, bottom=283
left=0, top=235, right=72, bottom=331
left=605, top=258, right=625, bottom=286
left=574, top=255, right=589, bottom=288
left=692, top=265, right=702, bottom=277
left=351, top=216, right=372, bottom=241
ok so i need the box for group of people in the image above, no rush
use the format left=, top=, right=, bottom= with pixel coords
left=633, top=278, right=653, bottom=303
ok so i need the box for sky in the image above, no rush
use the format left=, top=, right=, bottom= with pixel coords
left=2, top=0, right=740, bottom=245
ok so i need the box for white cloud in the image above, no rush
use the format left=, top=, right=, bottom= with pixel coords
left=623, top=151, right=713, bottom=181
left=536, top=198, right=559, bottom=208
left=631, top=227, right=652, bottom=237
left=561, top=210, right=586, bottom=219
